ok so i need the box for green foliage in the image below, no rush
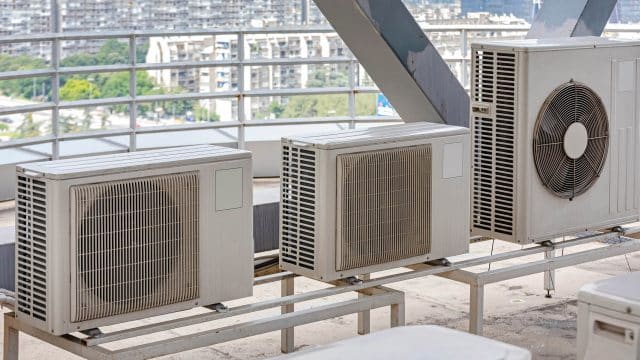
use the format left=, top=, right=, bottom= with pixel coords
left=194, top=106, right=220, bottom=122
left=60, top=79, right=101, bottom=101
left=306, top=69, right=348, bottom=87
left=14, top=113, right=41, bottom=138
left=265, top=69, right=375, bottom=120
left=268, top=101, right=285, bottom=118
left=0, top=123, right=8, bottom=132
left=96, top=39, right=129, bottom=65
left=136, top=40, right=149, bottom=64
left=281, top=94, right=346, bottom=118
left=356, top=93, right=376, bottom=116
left=0, top=55, right=49, bottom=99
left=58, top=115, right=80, bottom=133
left=60, top=53, right=98, bottom=68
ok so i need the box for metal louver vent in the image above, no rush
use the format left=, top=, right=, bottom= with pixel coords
left=533, top=82, right=609, bottom=200
left=471, top=49, right=516, bottom=236
left=336, top=145, right=432, bottom=271
left=71, top=172, right=199, bottom=322
left=281, top=145, right=316, bottom=270
left=16, top=175, right=48, bottom=322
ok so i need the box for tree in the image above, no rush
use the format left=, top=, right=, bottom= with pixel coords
left=58, top=115, right=80, bottom=133
left=0, top=55, right=50, bottom=99
left=194, top=106, right=220, bottom=122
left=100, top=113, right=111, bottom=129
left=307, top=67, right=348, bottom=87
left=356, top=93, right=376, bottom=116
left=81, top=109, right=93, bottom=131
left=14, top=113, right=41, bottom=139
left=268, top=101, right=285, bottom=118
left=136, top=40, right=150, bottom=64
left=97, top=39, right=129, bottom=65
left=60, top=53, right=98, bottom=68
left=282, top=94, right=348, bottom=119
left=60, top=79, right=101, bottom=101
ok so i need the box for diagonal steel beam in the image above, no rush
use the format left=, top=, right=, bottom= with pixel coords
left=527, top=0, right=618, bottom=38
left=314, top=0, right=469, bottom=127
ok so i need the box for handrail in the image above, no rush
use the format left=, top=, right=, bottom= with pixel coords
left=0, top=24, right=638, bottom=158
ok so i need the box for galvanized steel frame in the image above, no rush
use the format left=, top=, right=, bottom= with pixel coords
left=4, top=226, right=640, bottom=359
left=433, top=228, right=640, bottom=336
left=2, top=272, right=406, bottom=360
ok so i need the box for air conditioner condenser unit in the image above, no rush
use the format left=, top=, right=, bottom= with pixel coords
left=470, top=37, right=640, bottom=244
left=279, top=123, right=470, bottom=281
left=15, top=145, right=253, bottom=335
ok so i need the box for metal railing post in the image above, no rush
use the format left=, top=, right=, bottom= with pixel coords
left=348, top=56, right=356, bottom=129
left=51, top=0, right=61, bottom=159
left=0, top=25, right=553, bottom=157
left=460, top=29, right=468, bottom=90
left=237, top=31, right=246, bottom=149
left=129, top=35, right=137, bottom=152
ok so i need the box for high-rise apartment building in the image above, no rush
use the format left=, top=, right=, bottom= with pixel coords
left=461, top=0, right=532, bottom=21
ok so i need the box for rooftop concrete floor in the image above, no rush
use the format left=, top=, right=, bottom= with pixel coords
left=1, top=190, right=639, bottom=359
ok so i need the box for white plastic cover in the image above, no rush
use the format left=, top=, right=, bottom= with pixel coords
left=275, top=325, right=531, bottom=360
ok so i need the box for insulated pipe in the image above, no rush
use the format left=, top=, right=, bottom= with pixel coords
left=0, top=291, right=15, bottom=311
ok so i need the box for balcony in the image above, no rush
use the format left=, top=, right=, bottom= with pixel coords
left=2, top=16, right=640, bottom=359
left=0, top=24, right=639, bottom=200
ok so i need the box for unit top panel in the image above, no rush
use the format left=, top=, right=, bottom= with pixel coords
left=473, top=36, right=640, bottom=52
left=283, top=123, right=468, bottom=150
left=18, top=145, right=250, bottom=180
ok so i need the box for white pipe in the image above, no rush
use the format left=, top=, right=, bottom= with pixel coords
left=621, top=225, right=640, bottom=236
left=0, top=293, right=15, bottom=311
left=0, top=288, right=15, bottom=296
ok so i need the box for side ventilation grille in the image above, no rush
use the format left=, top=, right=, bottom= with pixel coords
left=336, top=145, right=432, bottom=271
left=280, top=145, right=316, bottom=270
left=472, top=49, right=516, bottom=237
left=70, top=172, right=199, bottom=322
left=16, top=175, right=48, bottom=322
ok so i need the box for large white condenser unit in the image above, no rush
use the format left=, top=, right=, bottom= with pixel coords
left=470, top=37, right=640, bottom=244
left=15, top=145, right=253, bottom=335
left=279, top=123, right=470, bottom=281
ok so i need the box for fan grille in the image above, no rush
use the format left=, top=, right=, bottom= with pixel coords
left=71, top=172, right=199, bottom=322
left=533, top=82, right=609, bottom=199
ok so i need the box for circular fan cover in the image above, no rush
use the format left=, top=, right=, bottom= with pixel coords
left=533, top=82, right=609, bottom=200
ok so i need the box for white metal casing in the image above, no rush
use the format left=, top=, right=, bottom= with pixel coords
left=279, top=123, right=470, bottom=281
left=577, top=272, right=640, bottom=360
left=15, top=145, right=253, bottom=335
left=470, top=37, right=640, bottom=243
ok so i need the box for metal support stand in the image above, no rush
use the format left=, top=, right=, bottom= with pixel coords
left=3, top=317, right=19, bottom=360
left=3, top=226, right=639, bottom=359
left=436, top=230, right=640, bottom=335
left=543, top=241, right=556, bottom=298
left=358, top=274, right=371, bottom=335
left=281, top=276, right=295, bottom=353
left=469, top=284, right=485, bottom=336
left=2, top=273, right=405, bottom=360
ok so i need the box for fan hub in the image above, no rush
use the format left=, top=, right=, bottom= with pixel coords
left=563, top=122, right=589, bottom=159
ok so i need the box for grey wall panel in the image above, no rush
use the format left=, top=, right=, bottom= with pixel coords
left=0, top=242, right=14, bottom=291
left=0, top=164, right=16, bottom=201
left=253, top=202, right=280, bottom=253
left=246, top=141, right=281, bottom=178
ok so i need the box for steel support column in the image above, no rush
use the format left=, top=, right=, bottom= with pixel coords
left=527, top=0, right=617, bottom=38
left=313, top=0, right=469, bottom=127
